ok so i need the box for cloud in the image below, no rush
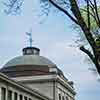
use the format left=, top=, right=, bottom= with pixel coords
left=40, top=41, right=100, bottom=93
left=0, top=2, right=100, bottom=99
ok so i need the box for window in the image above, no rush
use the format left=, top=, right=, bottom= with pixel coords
left=19, top=94, right=23, bottom=100
left=1, top=87, right=6, bottom=100
left=8, top=90, right=12, bottom=100
left=66, top=96, right=69, bottom=100
left=29, top=98, right=32, bottom=100
left=59, top=94, right=61, bottom=100
left=14, top=92, right=18, bottom=100
left=62, top=96, right=65, bottom=100
left=24, top=96, right=27, bottom=100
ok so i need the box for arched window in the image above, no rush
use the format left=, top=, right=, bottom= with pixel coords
left=29, top=98, right=32, bottom=100
left=8, top=90, right=12, bottom=100
left=19, top=94, right=23, bottom=100
left=66, top=96, right=69, bottom=100
left=24, top=96, right=27, bottom=100
left=14, top=92, right=18, bottom=100
left=1, top=87, right=6, bottom=100
left=62, top=96, right=65, bottom=100
left=59, top=94, right=61, bottom=100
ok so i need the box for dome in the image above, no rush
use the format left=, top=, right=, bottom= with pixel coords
left=0, top=47, right=57, bottom=77
left=4, top=55, right=56, bottom=68
left=3, top=47, right=56, bottom=68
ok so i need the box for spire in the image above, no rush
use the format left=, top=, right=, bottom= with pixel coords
left=23, top=29, right=40, bottom=55
left=26, top=28, right=33, bottom=47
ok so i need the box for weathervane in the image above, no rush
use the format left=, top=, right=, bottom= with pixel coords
left=26, top=29, right=33, bottom=47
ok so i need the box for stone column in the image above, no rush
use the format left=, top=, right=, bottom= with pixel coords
left=12, top=91, right=14, bottom=100
left=5, top=88, right=7, bottom=100
left=18, top=93, right=20, bottom=100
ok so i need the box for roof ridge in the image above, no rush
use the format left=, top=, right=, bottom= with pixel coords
left=0, top=72, right=52, bottom=100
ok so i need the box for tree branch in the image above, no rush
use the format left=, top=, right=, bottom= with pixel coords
left=80, top=46, right=100, bottom=74
left=89, top=4, right=99, bottom=27
left=80, top=8, right=94, bottom=17
left=70, top=0, right=97, bottom=53
left=89, top=0, right=95, bottom=8
left=87, top=0, right=90, bottom=30
left=93, top=0, right=100, bottom=27
left=80, top=46, right=95, bottom=63
left=49, top=0, right=79, bottom=25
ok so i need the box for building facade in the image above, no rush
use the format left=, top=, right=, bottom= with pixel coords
left=0, top=47, right=76, bottom=100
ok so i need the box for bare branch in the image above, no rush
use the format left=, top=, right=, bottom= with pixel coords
left=80, top=8, right=95, bottom=19
left=3, top=0, right=24, bottom=14
left=89, top=5, right=99, bottom=27
left=93, top=0, right=100, bottom=27
left=49, top=0, right=79, bottom=25
left=80, top=46, right=95, bottom=64
left=87, top=0, right=90, bottom=30
left=88, top=0, right=95, bottom=9
left=70, top=0, right=96, bottom=49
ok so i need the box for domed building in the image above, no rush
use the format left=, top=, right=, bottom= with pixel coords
left=0, top=46, right=76, bottom=100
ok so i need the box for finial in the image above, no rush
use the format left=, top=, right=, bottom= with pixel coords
left=26, top=28, right=33, bottom=47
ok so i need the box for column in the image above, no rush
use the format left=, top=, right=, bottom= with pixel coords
left=5, top=88, right=7, bottom=100
left=12, top=91, right=14, bottom=100
left=18, top=93, right=20, bottom=100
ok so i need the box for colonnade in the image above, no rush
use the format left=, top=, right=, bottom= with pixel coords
left=0, top=87, right=32, bottom=100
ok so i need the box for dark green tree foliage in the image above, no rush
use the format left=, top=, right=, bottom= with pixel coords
left=4, top=0, right=100, bottom=75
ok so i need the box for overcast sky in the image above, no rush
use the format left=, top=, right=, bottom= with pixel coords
left=0, top=0, right=100, bottom=100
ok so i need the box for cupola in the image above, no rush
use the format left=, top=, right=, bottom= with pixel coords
left=23, top=47, right=40, bottom=55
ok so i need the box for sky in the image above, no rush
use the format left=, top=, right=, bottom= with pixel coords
left=0, top=0, right=100, bottom=100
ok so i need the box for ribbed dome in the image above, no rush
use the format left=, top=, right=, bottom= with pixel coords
left=4, top=55, right=56, bottom=68
left=0, top=47, right=58, bottom=78
left=0, top=47, right=61, bottom=78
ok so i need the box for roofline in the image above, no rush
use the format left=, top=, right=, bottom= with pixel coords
left=23, top=47, right=40, bottom=52
left=12, top=74, right=76, bottom=95
left=0, top=72, right=52, bottom=100
left=57, top=75, right=76, bottom=95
